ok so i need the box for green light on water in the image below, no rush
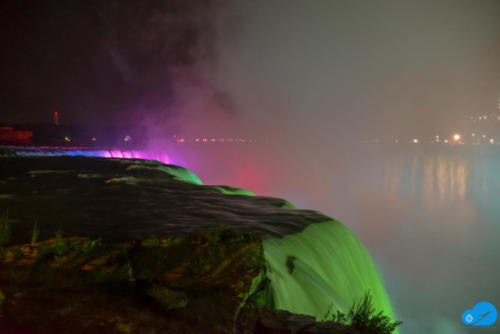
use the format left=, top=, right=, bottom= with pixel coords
left=263, top=220, right=395, bottom=324
left=213, top=185, right=256, bottom=196
left=157, top=165, right=204, bottom=185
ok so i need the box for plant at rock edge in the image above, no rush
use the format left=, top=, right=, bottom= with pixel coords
left=0, top=211, right=10, bottom=247
left=52, top=229, right=71, bottom=257
left=324, top=291, right=402, bottom=334
left=31, top=220, right=40, bottom=245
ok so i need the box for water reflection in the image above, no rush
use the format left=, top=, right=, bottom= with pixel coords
left=397, top=155, right=470, bottom=203
left=342, top=148, right=498, bottom=334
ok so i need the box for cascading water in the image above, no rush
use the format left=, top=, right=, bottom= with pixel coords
left=3, top=147, right=396, bottom=327
left=2, top=146, right=172, bottom=165
left=263, top=220, right=395, bottom=322
left=219, top=182, right=395, bottom=324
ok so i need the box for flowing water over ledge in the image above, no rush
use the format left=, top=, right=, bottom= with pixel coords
left=1, top=146, right=172, bottom=165
left=0, top=153, right=396, bottom=328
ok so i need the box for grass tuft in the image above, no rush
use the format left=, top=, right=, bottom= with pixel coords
left=81, top=239, right=102, bottom=253
left=31, top=220, right=40, bottom=245
left=325, top=291, right=402, bottom=334
left=51, top=229, right=71, bottom=257
left=141, top=236, right=160, bottom=247
left=0, top=211, right=11, bottom=247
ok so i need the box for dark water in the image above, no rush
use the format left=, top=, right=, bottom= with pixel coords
left=181, top=144, right=500, bottom=334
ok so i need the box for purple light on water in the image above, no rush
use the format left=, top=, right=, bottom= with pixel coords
left=110, top=150, right=123, bottom=158
left=6, top=146, right=172, bottom=165
left=101, top=150, right=171, bottom=164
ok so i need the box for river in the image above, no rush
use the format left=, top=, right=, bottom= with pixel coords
left=185, top=143, right=500, bottom=334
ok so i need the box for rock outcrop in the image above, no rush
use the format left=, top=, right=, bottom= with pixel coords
left=0, top=156, right=395, bottom=333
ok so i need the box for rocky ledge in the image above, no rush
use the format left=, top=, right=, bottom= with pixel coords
left=0, top=156, right=391, bottom=333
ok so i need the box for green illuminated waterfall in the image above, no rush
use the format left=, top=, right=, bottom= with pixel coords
left=212, top=182, right=395, bottom=323
left=262, top=219, right=394, bottom=322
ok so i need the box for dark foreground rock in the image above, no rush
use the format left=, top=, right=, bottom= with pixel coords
left=0, top=156, right=330, bottom=244
left=0, top=156, right=384, bottom=333
left=0, top=231, right=264, bottom=333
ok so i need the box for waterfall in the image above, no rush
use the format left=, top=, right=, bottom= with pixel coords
left=263, top=220, right=395, bottom=322
left=4, top=147, right=396, bottom=327
left=5, top=147, right=172, bottom=165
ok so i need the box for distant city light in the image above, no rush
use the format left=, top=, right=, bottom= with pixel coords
left=413, top=138, right=419, bottom=144
left=453, top=134, right=461, bottom=142
left=472, top=133, right=476, bottom=137
left=490, top=139, right=495, bottom=144
left=91, top=137, right=96, bottom=142
left=64, top=136, right=71, bottom=142
left=123, top=135, right=132, bottom=142
left=482, top=134, right=487, bottom=139
left=444, top=139, right=449, bottom=143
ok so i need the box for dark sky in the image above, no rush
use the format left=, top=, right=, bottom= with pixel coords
left=212, top=0, right=500, bottom=139
left=0, top=0, right=215, bottom=125
left=1, top=0, right=500, bottom=139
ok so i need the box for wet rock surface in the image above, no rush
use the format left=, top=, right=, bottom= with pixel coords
left=0, top=156, right=330, bottom=244
left=0, top=156, right=367, bottom=333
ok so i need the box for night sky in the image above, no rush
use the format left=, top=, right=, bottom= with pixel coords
left=0, top=0, right=216, bottom=126
left=2, top=3, right=500, bottom=334
left=1, top=0, right=500, bottom=138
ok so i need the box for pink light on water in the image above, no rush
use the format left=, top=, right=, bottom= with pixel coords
left=111, top=150, right=123, bottom=158
left=100, top=150, right=171, bottom=164
left=159, top=153, right=171, bottom=164
left=107, top=150, right=171, bottom=165
left=7, top=146, right=173, bottom=166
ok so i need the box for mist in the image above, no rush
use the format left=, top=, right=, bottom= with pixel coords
left=2, top=1, right=500, bottom=333
left=152, top=0, right=500, bottom=200
left=150, top=2, right=500, bottom=333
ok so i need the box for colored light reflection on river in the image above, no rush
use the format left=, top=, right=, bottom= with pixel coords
left=6, top=146, right=171, bottom=165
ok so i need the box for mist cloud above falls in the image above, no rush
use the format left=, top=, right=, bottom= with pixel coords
left=96, top=0, right=237, bottom=133
left=155, top=0, right=500, bottom=206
